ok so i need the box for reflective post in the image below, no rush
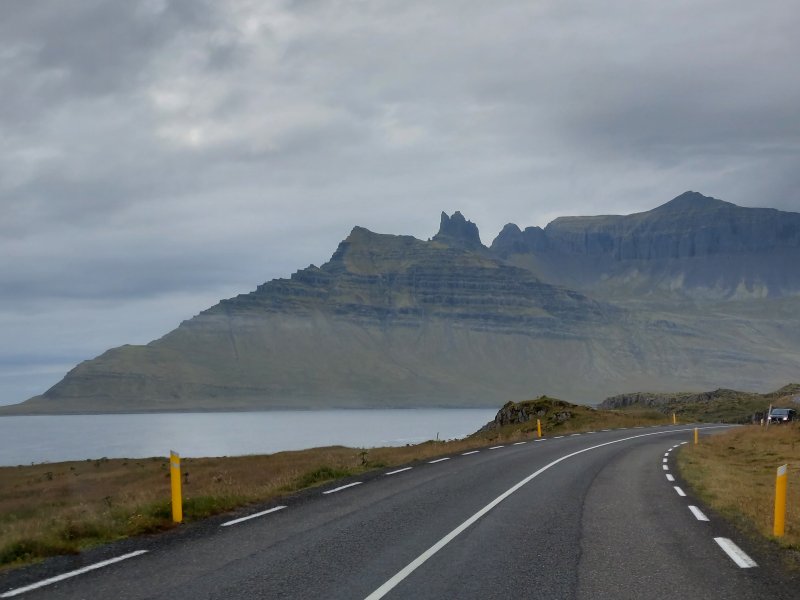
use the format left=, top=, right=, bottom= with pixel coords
left=537, top=419, right=542, bottom=438
left=170, top=450, right=183, bottom=523
left=672, top=412, right=676, bottom=425
left=694, top=427, right=698, bottom=445
left=774, top=464, right=788, bottom=537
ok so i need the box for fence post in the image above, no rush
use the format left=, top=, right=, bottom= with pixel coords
left=170, top=450, right=183, bottom=523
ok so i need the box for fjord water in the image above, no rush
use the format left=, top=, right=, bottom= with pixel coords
left=0, top=409, right=496, bottom=466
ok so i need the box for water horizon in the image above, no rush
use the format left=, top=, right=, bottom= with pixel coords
left=0, top=408, right=497, bottom=467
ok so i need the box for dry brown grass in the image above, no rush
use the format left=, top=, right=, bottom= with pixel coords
left=0, top=408, right=671, bottom=571
left=677, top=423, right=800, bottom=550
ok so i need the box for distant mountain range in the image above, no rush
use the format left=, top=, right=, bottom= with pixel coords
left=4, top=192, right=800, bottom=414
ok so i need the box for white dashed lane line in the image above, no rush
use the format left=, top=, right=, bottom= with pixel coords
left=489, top=446, right=504, bottom=450
left=662, top=444, right=758, bottom=570
left=323, top=482, right=363, bottom=495
left=662, top=465, right=669, bottom=471
left=689, top=505, right=710, bottom=521
left=534, top=439, right=546, bottom=443
left=570, top=434, right=581, bottom=437
left=428, top=458, right=450, bottom=464
left=385, top=467, right=413, bottom=476
left=715, top=538, right=758, bottom=568
left=0, top=551, right=149, bottom=598
left=462, top=450, right=480, bottom=456
left=554, top=436, right=564, bottom=439
left=221, top=506, right=286, bottom=527
left=512, top=442, right=527, bottom=446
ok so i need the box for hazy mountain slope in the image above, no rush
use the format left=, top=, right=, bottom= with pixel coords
left=4, top=196, right=800, bottom=414
left=491, top=191, right=800, bottom=300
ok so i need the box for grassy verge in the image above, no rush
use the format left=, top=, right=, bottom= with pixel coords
left=677, top=424, right=800, bottom=552
left=0, top=402, right=670, bottom=571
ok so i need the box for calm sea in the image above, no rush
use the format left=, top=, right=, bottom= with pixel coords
left=0, top=409, right=496, bottom=466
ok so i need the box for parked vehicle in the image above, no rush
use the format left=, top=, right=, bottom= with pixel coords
left=768, top=408, right=797, bottom=423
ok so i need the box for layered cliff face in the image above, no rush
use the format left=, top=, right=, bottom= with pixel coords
left=491, top=192, right=800, bottom=299
left=6, top=195, right=800, bottom=414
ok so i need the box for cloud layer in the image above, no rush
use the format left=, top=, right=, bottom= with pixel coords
left=2, top=0, right=798, bottom=403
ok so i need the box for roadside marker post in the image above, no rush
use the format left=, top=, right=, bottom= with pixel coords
left=170, top=450, right=183, bottom=523
left=694, top=427, right=698, bottom=445
left=672, top=412, right=676, bottom=425
left=537, top=419, right=542, bottom=438
left=774, top=464, right=788, bottom=537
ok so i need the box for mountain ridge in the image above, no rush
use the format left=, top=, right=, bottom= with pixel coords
left=3, top=191, right=799, bottom=414
left=491, top=191, right=800, bottom=299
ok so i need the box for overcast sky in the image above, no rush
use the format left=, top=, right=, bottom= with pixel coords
left=2, top=0, right=799, bottom=405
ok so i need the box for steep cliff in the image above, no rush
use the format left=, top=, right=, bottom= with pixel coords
left=491, top=192, right=800, bottom=299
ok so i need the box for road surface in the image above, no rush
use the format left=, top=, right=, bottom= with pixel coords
left=1, top=425, right=796, bottom=599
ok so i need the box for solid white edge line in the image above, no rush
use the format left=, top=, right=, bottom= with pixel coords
left=322, top=481, right=363, bottom=494
left=689, top=505, right=710, bottom=521
left=221, top=505, right=286, bottom=527
left=714, top=537, right=758, bottom=568
left=488, top=446, right=504, bottom=450
left=385, top=467, right=413, bottom=476
left=512, top=442, right=527, bottom=446
left=428, top=458, right=450, bottom=464
left=674, top=486, right=686, bottom=497
left=362, top=425, right=732, bottom=600
left=0, top=550, right=149, bottom=598
left=462, top=450, right=479, bottom=455
left=666, top=474, right=675, bottom=482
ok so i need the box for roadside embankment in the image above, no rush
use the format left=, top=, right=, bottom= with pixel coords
left=677, top=424, right=800, bottom=552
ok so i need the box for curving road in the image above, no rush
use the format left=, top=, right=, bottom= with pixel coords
left=1, top=425, right=796, bottom=599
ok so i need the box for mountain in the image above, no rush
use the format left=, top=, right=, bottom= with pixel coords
left=3, top=192, right=800, bottom=414
left=491, top=191, right=800, bottom=300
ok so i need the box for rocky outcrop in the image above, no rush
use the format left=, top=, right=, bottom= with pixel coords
left=598, top=389, right=739, bottom=410
left=432, top=211, right=484, bottom=249
left=479, top=397, right=578, bottom=432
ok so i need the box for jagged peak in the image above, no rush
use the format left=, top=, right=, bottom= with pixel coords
left=499, top=223, right=522, bottom=236
left=433, top=211, right=483, bottom=248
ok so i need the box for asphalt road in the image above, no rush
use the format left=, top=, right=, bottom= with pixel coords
left=2, top=425, right=797, bottom=599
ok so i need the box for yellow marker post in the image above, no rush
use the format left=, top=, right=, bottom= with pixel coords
left=170, top=450, right=183, bottom=523
left=774, top=464, right=788, bottom=537
left=694, top=427, right=698, bottom=445
left=672, top=412, right=676, bottom=425
left=537, top=419, right=542, bottom=438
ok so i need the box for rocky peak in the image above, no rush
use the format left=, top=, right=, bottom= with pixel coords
left=652, top=191, right=732, bottom=214
left=433, top=211, right=483, bottom=249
